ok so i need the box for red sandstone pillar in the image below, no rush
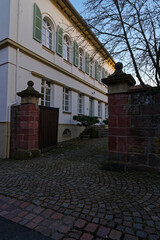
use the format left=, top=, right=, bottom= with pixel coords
left=102, top=63, right=136, bottom=163
left=11, top=81, right=42, bottom=159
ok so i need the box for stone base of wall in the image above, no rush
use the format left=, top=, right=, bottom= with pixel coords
left=11, top=149, right=41, bottom=160
left=109, top=151, right=160, bottom=168
left=58, top=124, right=85, bottom=142
left=0, top=122, right=10, bottom=159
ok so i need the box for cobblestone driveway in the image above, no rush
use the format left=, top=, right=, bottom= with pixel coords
left=0, top=138, right=160, bottom=240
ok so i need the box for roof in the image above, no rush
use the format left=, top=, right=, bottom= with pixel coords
left=51, top=0, right=115, bottom=69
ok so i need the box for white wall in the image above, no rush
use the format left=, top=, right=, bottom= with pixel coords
left=0, top=64, right=8, bottom=121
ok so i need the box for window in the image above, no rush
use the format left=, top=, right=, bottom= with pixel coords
left=102, top=67, right=108, bottom=78
left=78, top=93, right=84, bottom=114
left=89, top=98, right=94, bottom=116
left=105, top=104, right=108, bottom=118
left=42, top=18, right=53, bottom=50
left=63, top=87, right=71, bottom=112
left=63, top=35, right=71, bottom=62
left=79, top=48, right=84, bottom=71
left=98, top=101, right=102, bottom=117
left=98, top=65, right=101, bottom=82
left=41, top=80, right=51, bottom=107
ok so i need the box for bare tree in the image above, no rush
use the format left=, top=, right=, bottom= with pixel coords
left=82, top=0, right=160, bottom=86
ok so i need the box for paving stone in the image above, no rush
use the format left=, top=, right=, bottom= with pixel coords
left=68, top=229, right=82, bottom=239
left=96, top=226, right=111, bottom=238
left=25, top=221, right=37, bottom=229
left=52, top=232, right=64, bottom=240
left=148, top=234, right=160, bottom=240
left=51, top=212, right=64, bottom=220
left=80, top=233, right=94, bottom=240
left=109, top=229, right=122, bottom=240
left=33, top=206, right=44, bottom=214
left=63, top=216, right=75, bottom=225
left=41, top=209, right=53, bottom=218
left=123, top=234, right=139, bottom=240
left=74, top=219, right=86, bottom=228
left=85, top=223, right=98, bottom=233
left=136, top=230, right=147, bottom=238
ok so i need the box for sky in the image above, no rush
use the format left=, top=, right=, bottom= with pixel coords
left=69, top=0, right=84, bottom=14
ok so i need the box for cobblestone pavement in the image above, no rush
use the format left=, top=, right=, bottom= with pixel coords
left=0, top=137, right=160, bottom=240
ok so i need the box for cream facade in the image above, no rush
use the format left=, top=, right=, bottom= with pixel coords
left=0, top=0, right=115, bottom=158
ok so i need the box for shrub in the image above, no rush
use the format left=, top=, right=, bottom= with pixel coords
left=103, top=118, right=108, bottom=125
left=73, top=115, right=99, bottom=127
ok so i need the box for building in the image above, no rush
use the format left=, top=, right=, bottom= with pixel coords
left=0, top=0, right=115, bottom=158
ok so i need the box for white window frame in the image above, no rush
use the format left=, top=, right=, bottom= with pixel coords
left=63, top=35, right=71, bottom=62
left=78, top=93, right=84, bottom=114
left=63, top=87, right=71, bottom=112
left=42, top=18, right=53, bottom=50
left=41, top=80, right=51, bottom=107
left=98, top=101, right=102, bottom=117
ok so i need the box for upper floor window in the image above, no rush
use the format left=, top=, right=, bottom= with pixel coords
left=98, top=65, right=101, bottom=82
left=79, top=48, right=84, bottom=71
left=41, top=80, right=51, bottom=107
left=42, top=18, right=53, bottom=50
left=78, top=93, right=84, bottom=114
left=63, top=35, right=72, bottom=62
left=63, top=87, right=71, bottom=112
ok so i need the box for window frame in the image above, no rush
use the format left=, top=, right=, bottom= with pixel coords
left=41, top=79, right=51, bottom=107
left=98, top=101, right=102, bottom=117
left=78, top=93, right=84, bottom=114
left=42, top=18, right=53, bottom=50
left=63, top=34, right=72, bottom=62
left=63, top=87, right=71, bottom=112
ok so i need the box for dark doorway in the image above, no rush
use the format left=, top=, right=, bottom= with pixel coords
left=39, top=106, right=59, bottom=151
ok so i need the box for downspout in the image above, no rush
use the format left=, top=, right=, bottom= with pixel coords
left=6, top=0, right=20, bottom=158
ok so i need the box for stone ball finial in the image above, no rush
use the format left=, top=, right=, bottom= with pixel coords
left=115, top=62, right=123, bottom=71
left=27, top=81, right=34, bottom=87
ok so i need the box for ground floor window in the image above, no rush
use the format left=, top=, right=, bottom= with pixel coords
left=105, top=104, right=108, bottom=118
left=78, top=93, right=84, bottom=114
left=41, top=80, right=51, bottom=107
left=89, top=98, right=94, bottom=116
left=98, top=101, right=102, bottom=117
left=63, top=87, right=71, bottom=112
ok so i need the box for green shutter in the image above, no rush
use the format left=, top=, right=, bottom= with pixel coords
left=73, top=40, right=78, bottom=66
left=57, top=25, right=63, bottom=56
left=102, top=67, right=105, bottom=78
left=85, top=52, right=90, bottom=74
left=33, top=3, right=42, bottom=43
left=95, top=61, right=98, bottom=80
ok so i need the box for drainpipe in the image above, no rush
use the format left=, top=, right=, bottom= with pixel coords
left=6, top=0, right=20, bottom=158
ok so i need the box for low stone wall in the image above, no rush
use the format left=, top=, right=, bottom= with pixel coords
left=108, top=87, right=160, bottom=167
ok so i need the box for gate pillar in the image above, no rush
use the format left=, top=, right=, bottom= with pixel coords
left=10, top=81, right=42, bottom=159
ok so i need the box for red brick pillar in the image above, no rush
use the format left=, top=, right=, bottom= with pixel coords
left=11, top=81, right=42, bottom=159
left=102, top=63, right=136, bottom=163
